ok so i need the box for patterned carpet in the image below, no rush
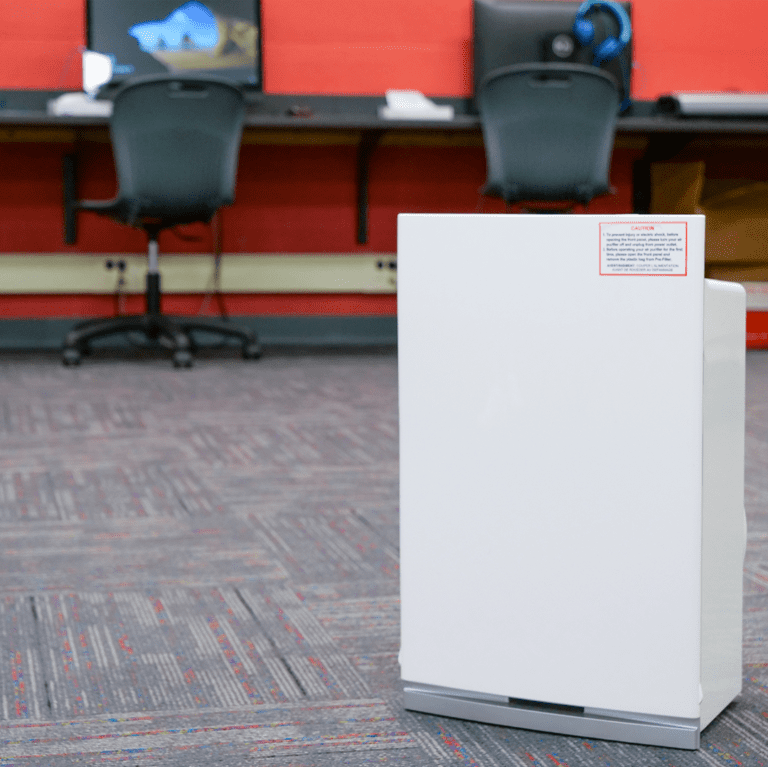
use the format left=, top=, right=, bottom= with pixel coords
left=0, top=346, right=766, bottom=766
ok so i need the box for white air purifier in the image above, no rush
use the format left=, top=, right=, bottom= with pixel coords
left=397, top=213, right=746, bottom=750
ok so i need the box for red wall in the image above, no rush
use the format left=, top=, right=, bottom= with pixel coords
left=0, top=2, right=85, bottom=91
left=631, top=0, right=768, bottom=98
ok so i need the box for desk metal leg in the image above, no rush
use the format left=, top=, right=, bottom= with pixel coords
left=356, top=129, right=384, bottom=244
left=63, top=153, right=78, bottom=245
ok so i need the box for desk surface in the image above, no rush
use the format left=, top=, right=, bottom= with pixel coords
left=4, top=90, right=768, bottom=135
left=4, top=89, right=767, bottom=239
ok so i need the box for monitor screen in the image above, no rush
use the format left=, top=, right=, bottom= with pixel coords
left=87, top=0, right=261, bottom=89
left=473, top=0, right=631, bottom=108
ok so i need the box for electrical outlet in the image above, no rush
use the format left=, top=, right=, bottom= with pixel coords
left=376, top=258, right=397, bottom=287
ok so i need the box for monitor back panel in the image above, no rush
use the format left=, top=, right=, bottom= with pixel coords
left=473, top=0, right=631, bottom=106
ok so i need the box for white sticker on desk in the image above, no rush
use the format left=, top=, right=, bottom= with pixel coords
left=599, top=221, right=688, bottom=276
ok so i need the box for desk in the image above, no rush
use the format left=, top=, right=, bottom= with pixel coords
left=3, top=91, right=768, bottom=243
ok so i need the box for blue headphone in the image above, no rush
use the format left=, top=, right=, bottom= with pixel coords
left=573, top=0, right=632, bottom=66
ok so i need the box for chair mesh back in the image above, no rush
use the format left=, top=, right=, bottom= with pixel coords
left=109, top=75, right=246, bottom=224
left=478, top=63, right=620, bottom=205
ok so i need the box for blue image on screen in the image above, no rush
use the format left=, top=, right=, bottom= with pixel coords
left=128, top=1, right=219, bottom=52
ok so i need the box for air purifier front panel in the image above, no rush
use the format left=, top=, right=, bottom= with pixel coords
left=398, top=214, right=710, bottom=719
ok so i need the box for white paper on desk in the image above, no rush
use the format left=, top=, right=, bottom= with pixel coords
left=378, top=90, right=454, bottom=120
left=47, top=92, right=113, bottom=117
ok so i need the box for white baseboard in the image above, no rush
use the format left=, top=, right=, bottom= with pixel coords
left=0, top=253, right=398, bottom=294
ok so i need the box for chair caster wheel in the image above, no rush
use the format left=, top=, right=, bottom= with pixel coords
left=173, top=350, right=193, bottom=368
left=62, top=347, right=81, bottom=366
left=243, top=342, right=262, bottom=359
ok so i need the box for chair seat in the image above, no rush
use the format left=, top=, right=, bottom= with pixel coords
left=78, top=197, right=222, bottom=230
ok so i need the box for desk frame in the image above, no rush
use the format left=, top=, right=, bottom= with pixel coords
left=4, top=94, right=768, bottom=245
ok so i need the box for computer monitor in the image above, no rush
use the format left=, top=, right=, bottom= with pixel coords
left=86, top=0, right=261, bottom=90
left=473, top=0, right=631, bottom=109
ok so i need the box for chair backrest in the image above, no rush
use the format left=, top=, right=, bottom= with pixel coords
left=477, top=63, right=620, bottom=206
left=109, top=74, right=246, bottom=225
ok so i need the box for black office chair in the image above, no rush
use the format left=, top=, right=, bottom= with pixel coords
left=62, top=74, right=261, bottom=368
left=477, top=63, right=620, bottom=209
